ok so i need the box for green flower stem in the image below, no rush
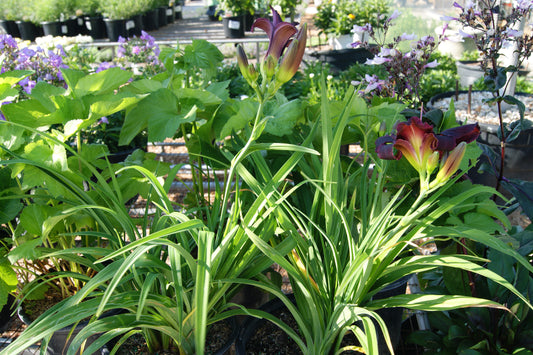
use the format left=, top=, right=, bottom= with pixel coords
left=217, top=99, right=266, bottom=235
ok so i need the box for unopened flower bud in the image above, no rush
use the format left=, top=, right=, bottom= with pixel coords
left=430, top=141, right=467, bottom=188
left=276, top=24, right=307, bottom=85
left=262, top=54, right=277, bottom=81
left=237, top=45, right=258, bottom=85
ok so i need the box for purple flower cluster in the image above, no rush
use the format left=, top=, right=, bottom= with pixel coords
left=352, top=13, right=442, bottom=106
left=0, top=34, right=68, bottom=94
left=116, top=31, right=163, bottom=75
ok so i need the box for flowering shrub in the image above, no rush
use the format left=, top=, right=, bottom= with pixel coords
left=352, top=11, right=442, bottom=107
left=315, top=0, right=390, bottom=36
left=0, top=34, right=68, bottom=94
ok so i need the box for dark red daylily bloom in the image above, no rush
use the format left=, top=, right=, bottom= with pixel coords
left=252, top=7, right=298, bottom=61
left=435, top=123, right=480, bottom=151
left=376, top=117, right=480, bottom=186
left=376, top=117, right=439, bottom=174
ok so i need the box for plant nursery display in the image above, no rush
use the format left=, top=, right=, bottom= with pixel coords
left=0, top=3, right=532, bottom=355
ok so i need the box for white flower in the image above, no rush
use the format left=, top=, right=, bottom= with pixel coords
left=365, top=56, right=390, bottom=65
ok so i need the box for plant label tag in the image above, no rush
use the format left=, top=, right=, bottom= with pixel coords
left=126, top=20, right=135, bottom=30
left=86, top=21, right=92, bottom=30
left=175, top=6, right=182, bottom=11
left=166, top=8, right=173, bottom=15
left=61, top=25, right=68, bottom=34
left=228, top=20, right=240, bottom=30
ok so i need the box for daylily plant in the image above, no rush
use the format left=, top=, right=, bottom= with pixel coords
left=376, top=117, right=480, bottom=191
left=237, top=7, right=307, bottom=101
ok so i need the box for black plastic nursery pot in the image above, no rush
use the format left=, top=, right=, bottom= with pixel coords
left=64, top=18, right=80, bottom=36
left=15, top=21, right=43, bottom=41
left=84, top=15, right=107, bottom=39
left=244, top=12, right=254, bottom=31
left=142, top=9, right=159, bottom=31
left=0, top=20, right=21, bottom=38
left=307, top=47, right=374, bottom=73
left=158, top=6, right=168, bottom=27
left=174, top=2, right=184, bottom=20
left=165, top=6, right=176, bottom=24
left=18, top=307, right=107, bottom=355
left=0, top=295, right=15, bottom=333
left=75, top=16, right=88, bottom=35
left=235, top=276, right=410, bottom=354
left=429, top=91, right=533, bottom=187
left=223, top=15, right=245, bottom=38
left=104, top=18, right=127, bottom=42
left=127, top=14, right=143, bottom=37
left=41, top=21, right=65, bottom=37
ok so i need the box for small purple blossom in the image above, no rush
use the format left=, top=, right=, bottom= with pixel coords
left=99, top=116, right=109, bottom=124
left=503, top=29, right=523, bottom=38
left=399, top=33, right=417, bottom=41
left=388, top=10, right=401, bottom=21
left=131, top=46, right=141, bottom=55
left=365, top=56, right=391, bottom=65
left=96, top=62, right=117, bottom=73
left=352, top=24, right=372, bottom=33
left=424, top=60, right=439, bottom=68
left=440, top=15, right=458, bottom=21
left=458, top=29, right=474, bottom=39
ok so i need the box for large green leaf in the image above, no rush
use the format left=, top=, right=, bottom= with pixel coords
left=0, top=70, right=32, bottom=103
left=29, top=81, right=66, bottom=113
left=183, top=39, right=224, bottom=75
left=61, top=68, right=87, bottom=91
left=213, top=99, right=257, bottom=140
left=175, top=87, right=222, bottom=110
left=0, top=70, right=33, bottom=88
left=1, top=99, right=58, bottom=128
left=88, top=92, right=142, bottom=121
left=265, top=99, right=304, bottom=137
left=120, top=88, right=193, bottom=145
left=74, top=67, right=133, bottom=97
left=19, top=204, right=51, bottom=236
left=0, top=169, right=22, bottom=224
left=0, top=257, right=17, bottom=293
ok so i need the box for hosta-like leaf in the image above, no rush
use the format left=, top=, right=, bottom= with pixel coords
left=265, top=99, right=303, bottom=137
left=74, top=67, right=132, bottom=97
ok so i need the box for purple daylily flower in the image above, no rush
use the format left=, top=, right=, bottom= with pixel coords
left=251, top=6, right=298, bottom=61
